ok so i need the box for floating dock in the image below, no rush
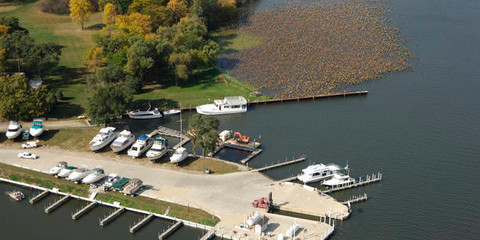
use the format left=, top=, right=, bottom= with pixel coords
left=322, top=173, right=382, bottom=193
left=251, top=157, right=306, bottom=172
left=173, top=137, right=191, bottom=149
left=29, top=189, right=49, bottom=204
left=158, top=221, right=183, bottom=240
left=240, top=149, right=263, bottom=164
left=99, top=207, right=126, bottom=226
left=149, top=126, right=186, bottom=138
left=44, top=194, right=70, bottom=214
left=72, top=201, right=97, bottom=220
left=129, top=213, right=155, bottom=233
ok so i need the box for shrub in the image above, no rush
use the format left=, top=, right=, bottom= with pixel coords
left=40, top=0, right=70, bottom=14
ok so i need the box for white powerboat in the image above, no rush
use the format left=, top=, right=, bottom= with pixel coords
left=170, top=147, right=188, bottom=164
left=57, top=166, right=77, bottom=178
left=48, top=161, right=68, bottom=175
left=196, top=96, right=247, bottom=115
left=81, top=168, right=105, bottom=184
left=122, top=178, right=143, bottom=196
left=6, top=190, right=25, bottom=201
left=322, top=173, right=356, bottom=187
left=146, top=137, right=169, bottom=161
left=128, top=103, right=163, bottom=119
left=29, top=120, right=44, bottom=137
left=66, top=168, right=93, bottom=183
left=6, top=120, right=22, bottom=139
left=163, top=109, right=181, bottom=116
left=104, top=173, right=121, bottom=189
left=297, top=163, right=342, bottom=183
left=89, top=127, right=117, bottom=151
left=110, top=130, right=135, bottom=153
left=127, top=134, right=153, bottom=158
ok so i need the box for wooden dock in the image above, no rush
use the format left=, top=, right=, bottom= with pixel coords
left=99, top=207, right=126, bottom=226
left=72, top=202, right=97, bottom=220
left=44, top=194, right=70, bottom=214
left=322, top=173, right=382, bottom=193
left=149, top=126, right=186, bottom=138
left=129, top=213, right=155, bottom=233
left=173, top=137, right=191, bottom=149
left=251, top=157, right=306, bottom=172
left=165, top=90, right=368, bottom=112
left=158, top=221, right=183, bottom=240
left=199, top=230, right=216, bottom=240
left=241, top=149, right=263, bottom=164
left=341, top=193, right=368, bottom=205
left=29, top=189, right=49, bottom=204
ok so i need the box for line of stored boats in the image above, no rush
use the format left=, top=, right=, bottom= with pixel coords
left=5, top=119, right=45, bottom=140
left=297, top=163, right=356, bottom=187
left=48, top=161, right=143, bottom=196
left=88, top=127, right=187, bottom=164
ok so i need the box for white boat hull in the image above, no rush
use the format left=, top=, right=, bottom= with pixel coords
left=67, top=171, right=92, bottom=182
left=146, top=148, right=168, bottom=161
left=29, top=128, right=44, bottom=137
left=48, top=167, right=63, bottom=175
left=82, top=174, right=105, bottom=184
left=297, top=174, right=334, bottom=184
left=128, top=114, right=163, bottom=119
left=170, top=152, right=188, bottom=164
left=6, top=129, right=22, bottom=139
left=57, top=169, right=74, bottom=178
left=127, top=141, right=153, bottom=158
left=90, top=137, right=116, bottom=151
left=110, top=138, right=135, bottom=153
left=196, top=104, right=247, bottom=115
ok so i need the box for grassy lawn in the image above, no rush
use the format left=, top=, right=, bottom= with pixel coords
left=0, top=162, right=220, bottom=226
left=39, top=127, right=101, bottom=152
left=211, top=29, right=264, bottom=55
left=97, top=191, right=220, bottom=226
left=0, top=162, right=90, bottom=196
left=166, top=156, right=240, bottom=174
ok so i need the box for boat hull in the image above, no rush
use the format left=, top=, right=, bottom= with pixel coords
left=82, top=174, right=105, bottom=184
left=110, top=138, right=135, bottom=153
left=196, top=105, right=247, bottom=115
left=90, top=137, right=116, bottom=151
left=6, top=130, right=22, bottom=139
left=67, top=171, right=91, bottom=182
left=146, top=149, right=168, bottom=161
left=29, top=128, right=44, bottom=137
left=127, top=141, right=153, bottom=158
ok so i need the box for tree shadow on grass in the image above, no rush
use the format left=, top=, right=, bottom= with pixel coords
left=49, top=101, right=85, bottom=119
left=38, top=129, right=59, bottom=142
left=0, top=133, right=6, bottom=144
left=85, top=23, right=105, bottom=31
left=132, top=98, right=179, bottom=110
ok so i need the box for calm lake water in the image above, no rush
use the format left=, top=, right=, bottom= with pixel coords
left=2, top=0, right=480, bottom=239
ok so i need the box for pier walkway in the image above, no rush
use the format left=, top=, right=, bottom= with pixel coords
left=129, top=213, right=155, bottom=233
left=158, top=221, right=183, bottom=240
left=45, top=194, right=70, bottom=214
left=72, top=202, right=97, bottom=220
left=29, top=189, right=49, bottom=204
left=199, top=230, right=215, bottom=240
left=341, top=193, right=368, bottom=205
left=322, top=173, right=382, bottom=193
left=100, top=207, right=125, bottom=226
left=251, top=157, right=306, bottom=172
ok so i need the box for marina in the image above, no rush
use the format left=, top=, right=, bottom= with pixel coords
left=44, top=194, right=70, bottom=214
left=100, top=207, right=126, bottom=226
left=29, top=189, right=49, bottom=204
left=321, top=173, right=383, bottom=194
left=250, top=157, right=306, bottom=172
left=129, top=212, right=155, bottom=233
left=72, top=201, right=97, bottom=220
left=157, top=221, right=183, bottom=240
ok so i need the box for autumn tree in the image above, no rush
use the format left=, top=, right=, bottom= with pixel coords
left=0, top=73, right=55, bottom=120
left=69, top=0, right=94, bottom=30
left=115, top=12, right=153, bottom=36
left=167, top=0, right=188, bottom=23
left=103, top=3, right=117, bottom=25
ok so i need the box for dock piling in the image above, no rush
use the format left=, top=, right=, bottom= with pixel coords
left=72, top=201, right=97, bottom=220
left=129, top=213, right=155, bottom=233
left=99, top=207, right=126, bottom=227
left=158, top=221, right=183, bottom=240
left=29, top=189, right=49, bottom=204
left=44, top=194, right=70, bottom=214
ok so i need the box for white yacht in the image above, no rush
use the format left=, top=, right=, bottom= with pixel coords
left=6, top=121, right=22, bottom=139
left=146, top=137, right=169, bottom=161
left=297, top=163, right=342, bottom=183
left=89, top=127, right=117, bottom=151
left=127, top=134, right=153, bottom=158
left=110, top=130, right=135, bottom=153
left=128, top=104, right=163, bottom=119
left=29, top=120, right=44, bottom=137
left=104, top=173, right=121, bottom=189
left=81, top=168, right=105, bottom=184
left=48, top=161, right=68, bottom=175
left=66, top=168, right=93, bottom=183
left=163, top=109, right=181, bottom=116
left=57, top=166, right=77, bottom=178
left=170, top=147, right=188, bottom=164
left=322, top=173, right=356, bottom=187
left=196, top=96, right=247, bottom=115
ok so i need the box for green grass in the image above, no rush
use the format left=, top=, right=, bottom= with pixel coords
left=0, top=162, right=90, bottom=196
left=39, top=127, right=101, bottom=152
left=166, top=156, right=240, bottom=174
left=97, top=192, right=220, bottom=226
left=212, top=29, right=264, bottom=55
left=0, top=162, right=220, bottom=226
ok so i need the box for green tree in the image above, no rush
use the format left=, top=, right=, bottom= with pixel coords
left=69, top=0, right=94, bottom=30
left=0, top=73, right=54, bottom=120
left=1, top=31, right=34, bottom=72
left=87, top=64, right=125, bottom=86
left=187, top=114, right=219, bottom=155
left=24, top=43, right=61, bottom=79
left=87, top=84, right=133, bottom=125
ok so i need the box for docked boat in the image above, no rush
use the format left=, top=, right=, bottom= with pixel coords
left=112, top=177, right=130, bottom=191
left=196, top=96, right=247, bottom=115
left=6, top=120, right=22, bottom=139
left=66, top=168, right=93, bottom=183
left=104, top=173, right=121, bottom=190
left=297, top=163, right=342, bottom=183
left=48, top=161, right=68, bottom=175
left=163, top=109, right=181, bottom=116
left=128, top=103, right=163, bottom=119
left=170, top=147, right=188, bottom=164
left=81, top=168, right=106, bottom=184
left=6, top=190, right=25, bottom=201
left=146, top=137, right=169, bottom=161
left=322, top=173, right=356, bottom=187
left=127, top=134, right=153, bottom=158
left=57, top=166, right=77, bottom=178
left=122, top=178, right=143, bottom=196
left=89, top=127, right=117, bottom=151
left=110, top=130, right=135, bottom=153
left=29, top=119, right=44, bottom=137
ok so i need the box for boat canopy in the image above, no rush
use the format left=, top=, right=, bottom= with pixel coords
left=99, top=127, right=116, bottom=134
left=138, top=134, right=149, bottom=141
left=33, top=120, right=43, bottom=125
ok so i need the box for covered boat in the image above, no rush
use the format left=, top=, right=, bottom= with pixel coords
left=170, top=147, right=188, bottom=164
left=196, top=96, right=247, bottom=115
left=57, top=166, right=77, bottom=178
left=48, top=161, right=68, bottom=175
left=81, top=168, right=106, bottom=184
left=122, top=178, right=143, bottom=196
